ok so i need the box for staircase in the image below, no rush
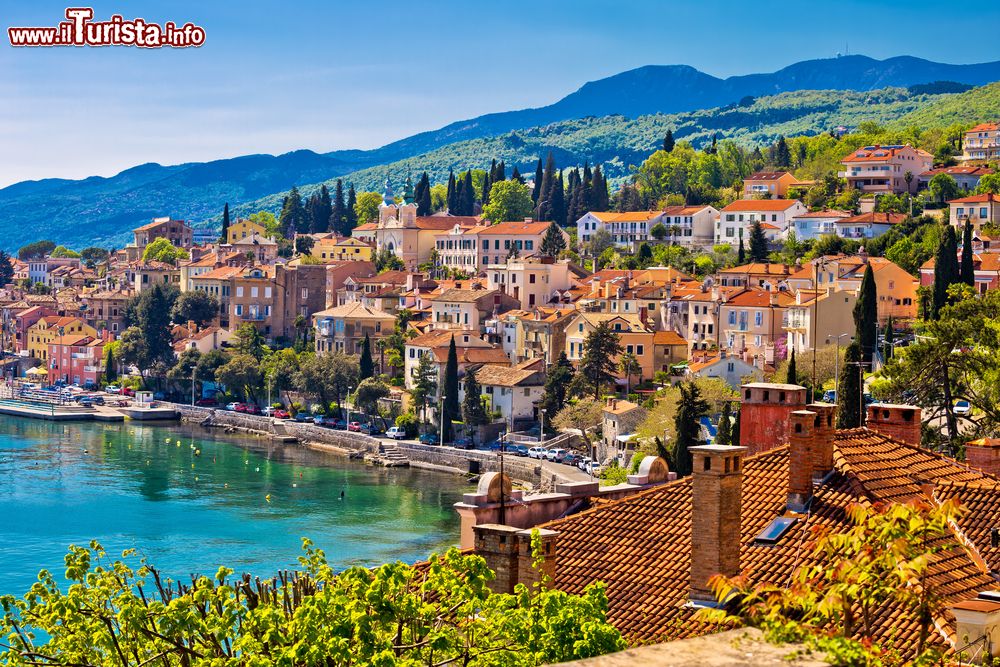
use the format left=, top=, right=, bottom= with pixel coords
left=367, top=443, right=409, bottom=467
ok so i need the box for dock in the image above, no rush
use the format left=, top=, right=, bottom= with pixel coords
left=0, top=399, right=126, bottom=422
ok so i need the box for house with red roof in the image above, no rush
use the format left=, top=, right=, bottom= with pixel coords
left=715, top=199, right=807, bottom=245
left=834, top=211, right=907, bottom=239
left=918, top=165, right=994, bottom=193
left=741, top=171, right=809, bottom=199
left=949, top=193, right=1000, bottom=234
left=963, top=122, right=1000, bottom=162
left=839, top=144, right=932, bottom=194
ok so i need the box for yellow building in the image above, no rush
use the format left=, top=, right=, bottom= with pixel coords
left=27, top=316, right=97, bottom=361
left=227, top=219, right=268, bottom=244
left=310, top=237, right=374, bottom=263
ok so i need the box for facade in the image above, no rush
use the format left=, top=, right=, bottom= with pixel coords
left=229, top=266, right=276, bottom=335
left=949, top=193, right=1000, bottom=234
left=227, top=219, right=267, bottom=243
left=173, top=326, right=234, bottom=356
left=834, top=211, right=907, bottom=240
left=126, top=217, right=193, bottom=259
left=685, top=351, right=762, bottom=389
left=918, top=166, right=994, bottom=192
left=839, top=144, right=932, bottom=194
left=10, top=305, right=55, bottom=353
left=658, top=205, right=719, bottom=247
left=788, top=210, right=851, bottom=241
left=308, top=237, right=373, bottom=263
left=313, top=302, right=395, bottom=355
left=435, top=220, right=568, bottom=271
left=715, top=199, right=807, bottom=244
left=575, top=211, right=664, bottom=248
left=132, top=261, right=180, bottom=293
left=485, top=258, right=576, bottom=311
left=741, top=171, right=805, bottom=199
left=475, top=360, right=545, bottom=423
left=962, top=122, right=1000, bottom=162
left=718, top=288, right=792, bottom=362
left=28, top=256, right=81, bottom=287
left=428, top=287, right=517, bottom=333
left=782, top=288, right=857, bottom=354
left=27, top=316, right=97, bottom=361
left=81, top=290, right=131, bottom=335
left=564, top=313, right=656, bottom=382
left=47, top=334, right=105, bottom=386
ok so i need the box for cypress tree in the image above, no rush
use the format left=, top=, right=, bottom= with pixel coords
left=462, top=370, right=489, bottom=428
left=540, top=352, right=574, bottom=414
left=511, top=166, right=523, bottom=184
left=748, top=221, right=769, bottom=262
left=540, top=223, right=566, bottom=257
left=318, top=185, right=333, bottom=233
left=531, top=158, right=544, bottom=204
left=104, top=345, right=117, bottom=383
left=279, top=186, right=306, bottom=238
left=738, top=237, right=746, bottom=263
left=329, top=180, right=347, bottom=235
left=345, top=184, right=358, bottom=231
left=481, top=170, right=492, bottom=206
left=961, top=219, right=975, bottom=286
left=883, top=316, right=895, bottom=361
left=837, top=341, right=863, bottom=429
left=590, top=165, right=609, bottom=211
left=359, top=333, right=374, bottom=380
left=220, top=203, right=230, bottom=243
left=853, top=265, right=878, bottom=364
left=673, top=382, right=709, bottom=478
left=715, top=401, right=732, bottom=446
left=549, top=169, right=565, bottom=226
left=461, top=170, right=475, bottom=216
left=774, top=136, right=791, bottom=168
left=931, top=224, right=959, bottom=319
left=785, top=349, right=797, bottom=384
left=443, top=336, right=460, bottom=430
left=663, top=129, right=675, bottom=153
left=416, top=172, right=432, bottom=216
left=495, top=160, right=506, bottom=181
left=446, top=170, right=457, bottom=213
left=733, top=407, right=741, bottom=446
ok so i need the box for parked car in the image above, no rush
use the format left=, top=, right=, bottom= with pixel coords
left=313, top=415, right=327, bottom=426
left=588, top=463, right=604, bottom=476
left=385, top=426, right=407, bottom=440
left=360, top=423, right=382, bottom=435
left=294, top=412, right=312, bottom=422
left=347, top=421, right=362, bottom=432
left=527, top=446, right=547, bottom=459
left=104, top=385, right=121, bottom=394
left=243, top=404, right=262, bottom=415
left=577, top=457, right=592, bottom=471
left=453, top=436, right=474, bottom=449
left=194, top=397, right=218, bottom=407
left=122, top=387, right=135, bottom=397
left=272, top=409, right=291, bottom=419
left=77, top=395, right=104, bottom=407
left=331, top=418, right=347, bottom=430
left=512, top=444, right=529, bottom=457
left=955, top=400, right=972, bottom=416
left=418, top=432, right=439, bottom=445
left=546, top=448, right=567, bottom=462
left=562, top=453, right=580, bottom=466
left=261, top=406, right=275, bottom=416
left=225, top=402, right=241, bottom=411
left=822, top=390, right=836, bottom=403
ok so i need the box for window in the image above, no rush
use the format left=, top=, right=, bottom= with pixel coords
left=301, top=288, right=308, bottom=299
left=529, top=274, right=536, bottom=284
left=626, top=345, right=633, bottom=354
left=578, top=323, right=584, bottom=332
left=235, top=304, right=243, bottom=316
left=754, top=312, right=763, bottom=327
left=636, top=345, right=644, bottom=355
left=409, top=349, right=415, bottom=358
left=728, top=311, right=736, bottom=325
left=265, top=286, right=272, bottom=298
left=525, top=240, right=533, bottom=250
left=251, top=287, right=258, bottom=298
left=236, top=286, right=243, bottom=297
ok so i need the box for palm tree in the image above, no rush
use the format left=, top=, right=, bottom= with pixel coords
left=375, top=337, right=389, bottom=375
left=619, top=353, right=641, bottom=395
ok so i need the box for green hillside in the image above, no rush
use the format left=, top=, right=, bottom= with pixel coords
left=896, top=81, right=1000, bottom=128
left=230, top=87, right=946, bottom=221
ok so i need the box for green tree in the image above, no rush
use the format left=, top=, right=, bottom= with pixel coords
left=715, top=401, right=732, bottom=446
left=359, top=333, right=374, bottom=380
left=931, top=224, right=959, bottom=320
left=248, top=211, right=281, bottom=237
left=578, top=321, right=623, bottom=400
left=462, top=369, right=489, bottom=428
left=410, top=352, right=438, bottom=422
left=220, top=202, right=231, bottom=242
left=354, top=191, right=382, bottom=224
left=279, top=185, right=306, bottom=238
left=216, top=353, right=263, bottom=402
left=927, top=173, right=959, bottom=203
left=853, top=265, right=878, bottom=364
left=330, top=179, right=347, bottom=235
left=738, top=237, right=746, bottom=263
left=540, top=223, right=567, bottom=257
left=17, top=240, right=55, bottom=260
left=481, top=179, right=534, bottom=223
left=50, top=245, right=80, bottom=258
left=0, top=250, right=13, bottom=286
left=232, top=322, right=267, bottom=362
left=974, top=173, right=1000, bottom=195
left=785, top=349, right=797, bottom=384
left=374, top=247, right=405, bottom=272
left=882, top=316, right=895, bottom=361
left=663, top=128, right=675, bottom=153
left=294, top=235, right=315, bottom=256
left=141, top=237, right=189, bottom=265
left=650, top=222, right=668, bottom=240
left=837, top=341, right=863, bottom=429
left=673, top=382, right=710, bottom=478
left=540, top=352, right=574, bottom=414
left=102, top=341, right=118, bottom=383
left=170, top=290, right=219, bottom=328
left=129, top=283, right=177, bottom=373
left=353, top=376, right=390, bottom=417
left=618, top=352, right=641, bottom=394
left=960, top=219, right=975, bottom=286
left=295, top=352, right=359, bottom=414
left=442, top=336, right=460, bottom=440
left=748, top=221, right=769, bottom=263
left=79, top=246, right=109, bottom=269
left=345, top=183, right=358, bottom=231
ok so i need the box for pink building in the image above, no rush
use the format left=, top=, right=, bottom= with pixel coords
left=13, top=305, right=55, bottom=353
left=839, top=144, right=932, bottom=194
left=435, top=220, right=569, bottom=272
left=48, top=334, right=106, bottom=387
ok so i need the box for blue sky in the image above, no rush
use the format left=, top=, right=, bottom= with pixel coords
left=2, top=0, right=999, bottom=188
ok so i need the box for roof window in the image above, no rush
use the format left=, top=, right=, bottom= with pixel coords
left=755, top=516, right=797, bottom=545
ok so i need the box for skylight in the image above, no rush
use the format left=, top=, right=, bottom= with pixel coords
left=755, top=517, right=797, bottom=545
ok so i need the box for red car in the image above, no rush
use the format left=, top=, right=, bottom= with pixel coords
left=273, top=409, right=291, bottom=419
left=195, top=397, right=218, bottom=407
left=122, top=387, right=135, bottom=397
left=347, top=421, right=362, bottom=432
left=243, top=404, right=262, bottom=415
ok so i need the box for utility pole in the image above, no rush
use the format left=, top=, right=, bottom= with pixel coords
left=439, top=394, right=446, bottom=446
left=498, top=429, right=506, bottom=525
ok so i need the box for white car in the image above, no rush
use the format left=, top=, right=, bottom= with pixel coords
left=385, top=426, right=407, bottom=440
left=225, top=402, right=240, bottom=411
left=545, top=448, right=567, bottom=462
left=954, top=400, right=971, bottom=416
left=261, top=406, right=275, bottom=416
left=527, top=446, right=547, bottom=459
left=577, top=457, right=592, bottom=471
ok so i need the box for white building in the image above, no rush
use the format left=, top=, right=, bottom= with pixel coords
left=485, top=257, right=578, bottom=311
left=715, top=199, right=808, bottom=245
left=788, top=210, right=851, bottom=241
left=474, top=360, right=545, bottom=423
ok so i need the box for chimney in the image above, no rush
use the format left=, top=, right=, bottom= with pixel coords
left=516, top=527, right=558, bottom=590
left=965, top=439, right=1000, bottom=478
left=739, top=383, right=807, bottom=455
left=473, top=524, right=521, bottom=593
left=787, top=410, right=817, bottom=511
left=689, top=444, right=747, bottom=606
left=866, top=404, right=921, bottom=446
left=951, top=595, right=1000, bottom=663
left=807, top=402, right=837, bottom=478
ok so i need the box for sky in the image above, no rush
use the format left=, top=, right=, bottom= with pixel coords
left=2, top=0, right=999, bottom=188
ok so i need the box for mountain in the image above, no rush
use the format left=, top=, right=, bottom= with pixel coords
left=897, top=81, right=1000, bottom=127
left=3, top=54, right=1000, bottom=251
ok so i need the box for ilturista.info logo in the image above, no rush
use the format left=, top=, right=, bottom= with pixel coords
left=8, top=8, right=205, bottom=48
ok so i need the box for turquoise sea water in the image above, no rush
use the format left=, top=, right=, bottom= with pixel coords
left=0, top=417, right=471, bottom=596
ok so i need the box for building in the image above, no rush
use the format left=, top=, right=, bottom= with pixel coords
left=788, top=210, right=851, bottom=241
left=718, top=288, right=794, bottom=363
left=28, top=256, right=81, bottom=287
left=920, top=253, right=1000, bottom=295
left=47, top=334, right=106, bottom=386
left=8, top=305, right=55, bottom=353
left=657, top=205, right=719, bottom=247
left=685, top=351, right=762, bottom=389
left=783, top=288, right=857, bottom=353
left=26, top=316, right=97, bottom=361
left=485, top=257, right=577, bottom=311
left=741, top=171, right=807, bottom=199
left=565, top=313, right=656, bottom=382
left=81, top=290, right=131, bottom=335
left=918, top=166, right=994, bottom=192
left=308, top=236, right=373, bottom=263
left=574, top=211, right=664, bottom=249
left=652, top=330, right=688, bottom=373
left=131, top=261, right=181, bottom=293
left=948, top=193, right=1000, bottom=233
left=403, top=329, right=508, bottom=394
left=490, top=307, right=577, bottom=366
left=474, top=359, right=546, bottom=423
left=125, top=217, right=193, bottom=260
left=601, top=397, right=647, bottom=464
left=839, top=144, right=932, bottom=194
left=715, top=262, right=797, bottom=290
left=962, top=122, right=1000, bottom=162
left=834, top=211, right=907, bottom=240
left=229, top=266, right=276, bottom=335
left=435, top=220, right=568, bottom=271
left=227, top=218, right=267, bottom=244
left=173, top=326, right=233, bottom=356
left=227, top=233, right=279, bottom=264
left=313, top=302, right=395, bottom=355
left=715, top=199, right=807, bottom=244
left=793, top=255, right=918, bottom=323
left=428, top=287, right=517, bottom=333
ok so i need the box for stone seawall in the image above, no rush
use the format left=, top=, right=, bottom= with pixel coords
left=169, top=404, right=550, bottom=486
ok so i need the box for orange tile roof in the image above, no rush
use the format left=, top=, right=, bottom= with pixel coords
left=476, top=220, right=553, bottom=235
left=719, top=262, right=795, bottom=276
left=744, top=171, right=794, bottom=181
left=540, top=428, right=996, bottom=645
left=720, top=199, right=802, bottom=212
left=792, top=209, right=852, bottom=219
left=949, top=193, right=1000, bottom=204
left=652, top=331, right=687, bottom=346
left=967, top=123, right=999, bottom=133
left=430, top=345, right=509, bottom=365
left=415, top=216, right=481, bottom=231
left=587, top=211, right=663, bottom=223
left=838, top=212, right=907, bottom=225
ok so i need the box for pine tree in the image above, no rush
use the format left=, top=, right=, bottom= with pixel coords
left=531, top=158, right=544, bottom=205
left=663, top=129, right=675, bottom=153
left=837, top=341, right=863, bottom=429
left=961, top=219, right=975, bottom=286
left=540, top=223, right=566, bottom=257
left=715, top=401, right=732, bottom=446
left=443, top=336, right=460, bottom=430
left=748, top=221, right=769, bottom=262
left=446, top=170, right=457, bottom=214
left=540, top=353, right=574, bottom=414
left=774, top=136, right=791, bottom=168
left=673, top=382, right=710, bottom=478
left=462, top=370, right=489, bottom=428
left=345, top=184, right=358, bottom=231
left=738, top=237, right=746, bottom=263
left=330, top=180, right=347, bottom=236
left=511, top=166, right=523, bottom=184
left=279, top=186, right=306, bottom=238
left=785, top=349, right=797, bottom=384
left=220, top=203, right=231, bottom=243
left=416, top=173, right=432, bottom=216
left=854, top=265, right=878, bottom=364
left=931, top=224, right=959, bottom=319
left=359, top=334, right=374, bottom=380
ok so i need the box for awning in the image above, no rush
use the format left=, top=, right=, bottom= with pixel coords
left=616, top=433, right=638, bottom=443
left=25, top=367, right=48, bottom=375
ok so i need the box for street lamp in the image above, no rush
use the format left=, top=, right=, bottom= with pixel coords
left=191, top=366, right=197, bottom=406
left=439, top=394, right=446, bottom=446
left=346, top=386, right=353, bottom=424
left=833, top=333, right=853, bottom=401
left=540, top=408, right=547, bottom=446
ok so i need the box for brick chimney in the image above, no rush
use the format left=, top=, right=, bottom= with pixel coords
left=473, top=524, right=521, bottom=593
left=689, top=444, right=747, bottom=606
left=866, top=404, right=921, bottom=446
left=807, top=402, right=837, bottom=478
left=787, top=409, right=817, bottom=512
left=965, top=439, right=1000, bottom=478
left=516, top=527, right=558, bottom=590
left=739, top=383, right=808, bottom=455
